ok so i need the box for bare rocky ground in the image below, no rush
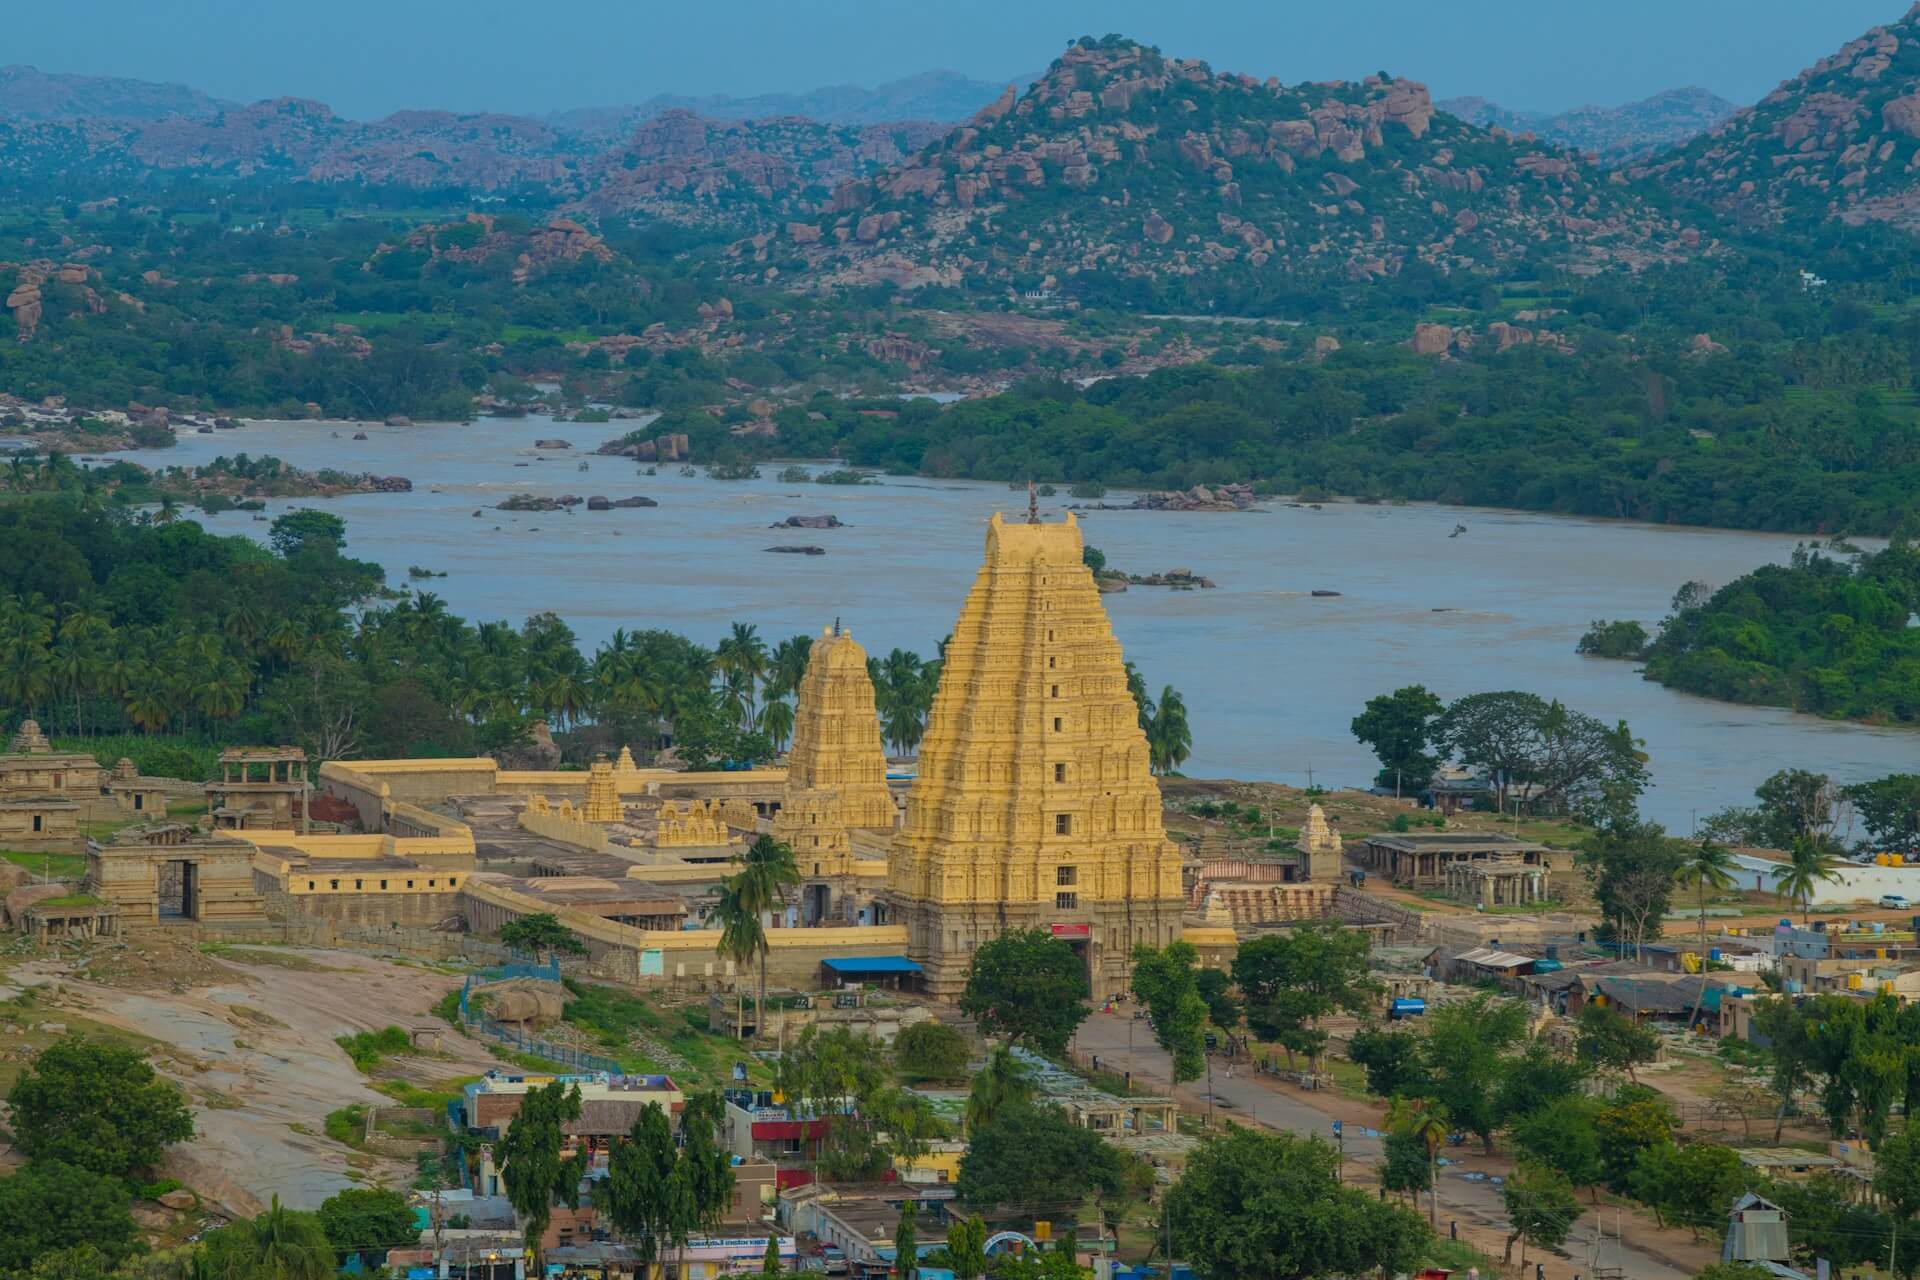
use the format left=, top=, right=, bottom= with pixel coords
left=4, top=936, right=500, bottom=1214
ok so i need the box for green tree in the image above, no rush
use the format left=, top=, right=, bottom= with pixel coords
left=1194, top=967, right=1243, bottom=1034
left=0, top=1162, right=141, bottom=1274
left=201, top=1197, right=336, bottom=1280
left=1437, top=691, right=1647, bottom=815
left=597, top=1101, right=679, bottom=1272
left=1147, top=685, right=1192, bottom=774
left=498, top=1081, right=586, bottom=1269
left=1509, top=1095, right=1606, bottom=1198
left=964, top=1045, right=1036, bottom=1134
left=957, top=1101, right=1120, bottom=1211
left=1130, top=941, right=1210, bottom=1083
left=960, top=928, right=1090, bottom=1055
left=268, top=509, right=348, bottom=558
left=712, top=879, right=764, bottom=1036
left=1752, top=995, right=1815, bottom=1141
left=1422, top=993, right=1527, bottom=1152
left=1775, top=834, right=1845, bottom=924
left=1676, top=835, right=1739, bottom=1023
left=316, top=1187, right=415, bottom=1265
left=1346, top=1026, right=1429, bottom=1100
left=1233, top=923, right=1379, bottom=1072
left=946, top=1215, right=989, bottom=1280
left=7, top=1037, right=194, bottom=1177
left=1387, top=1096, right=1450, bottom=1228
left=1876, top=1129, right=1920, bottom=1275
left=497, top=912, right=587, bottom=958
left=1580, top=814, right=1689, bottom=958
left=1575, top=1002, right=1662, bottom=1083
left=1630, top=1142, right=1744, bottom=1239
left=1844, top=773, right=1920, bottom=852
left=893, top=1021, right=970, bottom=1082
left=894, top=1198, right=919, bottom=1280
left=1502, top=1163, right=1581, bottom=1273
left=1349, top=685, right=1443, bottom=793
left=762, top=1231, right=784, bottom=1277
left=1378, top=1129, right=1432, bottom=1206
left=731, top=833, right=801, bottom=1040
left=1593, top=1092, right=1675, bottom=1192
left=1166, top=1127, right=1428, bottom=1280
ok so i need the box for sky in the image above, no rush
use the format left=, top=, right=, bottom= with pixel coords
left=8, top=0, right=1906, bottom=120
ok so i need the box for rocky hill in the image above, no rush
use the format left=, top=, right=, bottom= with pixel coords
left=1439, top=87, right=1736, bottom=162
left=1632, top=4, right=1920, bottom=230
left=775, top=37, right=1696, bottom=299
left=0, top=64, right=228, bottom=121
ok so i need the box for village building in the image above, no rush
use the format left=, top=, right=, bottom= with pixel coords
left=1354, top=831, right=1557, bottom=889
left=207, top=746, right=311, bottom=831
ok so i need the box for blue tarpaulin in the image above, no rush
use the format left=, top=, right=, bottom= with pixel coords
left=821, top=956, right=924, bottom=974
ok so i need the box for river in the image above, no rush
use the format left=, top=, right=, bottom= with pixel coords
left=110, top=413, right=1919, bottom=831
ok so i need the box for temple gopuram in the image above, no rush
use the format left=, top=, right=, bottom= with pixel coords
left=884, top=510, right=1187, bottom=997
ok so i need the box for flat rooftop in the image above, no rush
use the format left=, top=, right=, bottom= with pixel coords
left=1361, top=832, right=1551, bottom=853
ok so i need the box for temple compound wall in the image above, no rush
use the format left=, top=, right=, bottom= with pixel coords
left=885, top=512, right=1187, bottom=997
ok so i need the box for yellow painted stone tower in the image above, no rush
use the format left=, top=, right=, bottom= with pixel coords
left=886, top=510, right=1186, bottom=996
left=774, top=625, right=895, bottom=879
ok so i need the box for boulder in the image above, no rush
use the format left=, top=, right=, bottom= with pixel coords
left=1410, top=323, right=1453, bottom=355
left=764, top=545, right=826, bottom=555
left=608, top=495, right=658, bottom=508
left=534, top=438, right=572, bottom=450
left=771, top=515, right=844, bottom=529
left=586, top=496, right=610, bottom=510
left=384, top=414, right=412, bottom=426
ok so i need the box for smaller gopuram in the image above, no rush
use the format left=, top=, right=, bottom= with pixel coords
left=1299, top=803, right=1345, bottom=882
left=207, top=747, right=310, bottom=832
left=773, top=624, right=896, bottom=880
left=582, top=756, right=623, bottom=823
left=88, top=824, right=268, bottom=926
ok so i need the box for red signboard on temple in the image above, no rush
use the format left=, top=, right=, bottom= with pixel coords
left=1050, top=923, right=1091, bottom=938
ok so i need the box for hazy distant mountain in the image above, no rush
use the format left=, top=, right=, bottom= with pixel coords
left=0, top=63, right=228, bottom=121
left=1439, top=87, right=1737, bottom=161
left=547, top=70, right=1027, bottom=143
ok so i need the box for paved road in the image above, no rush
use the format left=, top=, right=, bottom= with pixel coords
left=1073, top=1008, right=1699, bottom=1280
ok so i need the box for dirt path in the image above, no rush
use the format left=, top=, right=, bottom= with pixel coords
left=11, top=945, right=494, bottom=1213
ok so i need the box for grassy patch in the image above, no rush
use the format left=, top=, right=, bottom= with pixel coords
left=325, top=1105, right=367, bottom=1148
left=200, top=942, right=340, bottom=972
left=337, top=1026, right=415, bottom=1072
left=373, top=1077, right=475, bottom=1111
left=1418, top=1237, right=1501, bottom=1274
left=0, top=850, right=87, bottom=880
left=37, top=894, right=99, bottom=908
left=562, top=979, right=663, bottom=1047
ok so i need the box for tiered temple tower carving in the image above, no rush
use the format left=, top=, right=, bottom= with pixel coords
left=773, top=625, right=896, bottom=878
left=885, top=511, right=1185, bottom=996
left=1299, top=802, right=1344, bottom=881
left=582, top=757, right=623, bottom=823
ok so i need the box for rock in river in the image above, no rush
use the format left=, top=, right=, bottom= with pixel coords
left=765, top=545, right=826, bottom=555
left=771, top=514, right=845, bottom=529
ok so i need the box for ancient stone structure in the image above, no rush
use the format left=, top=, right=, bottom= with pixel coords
left=774, top=624, right=895, bottom=881
left=207, top=747, right=310, bottom=832
left=0, top=795, right=81, bottom=852
left=654, top=800, right=737, bottom=848
left=582, top=757, right=623, bottom=823
left=104, top=758, right=168, bottom=819
left=88, top=825, right=267, bottom=925
left=0, top=718, right=108, bottom=799
left=885, top=511, right=1185, bottom=997
left=615, top=746, right=639, bottom=773
left=1298, top=803, right=1345, bottom=882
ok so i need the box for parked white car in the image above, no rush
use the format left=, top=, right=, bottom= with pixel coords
left=1880, top=894, right=1910, bottom=910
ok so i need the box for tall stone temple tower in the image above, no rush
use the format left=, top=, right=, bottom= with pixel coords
left=886, top=510, right=1186, bottom=997
left=773, top=625, right=897, bottom=880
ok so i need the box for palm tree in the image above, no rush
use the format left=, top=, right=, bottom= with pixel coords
left=203, top=1195, right=334, bottom=1280
left=767, top=634, right=813, bottom=703
left=963, top=1046, right=1034, bottom=1134
left=716, top=622, right=769, bottom=722
left=759, top=699, right=795, bottom=754
left=1388, top=1097, right=1450, bottom=1228
left=730, top=834, right=800, bottom=1040
left=1776, top=835, right=1845, bottom=925
left=154, top=493, right=180, bottom=525
left=1676, top=836, right=1738, bottom=1027
left=712, top=880, right=764, bottom=1038
left=1147, top=685, right=1191, bottom=775
left=1124, top=661, right=1153, bottom=732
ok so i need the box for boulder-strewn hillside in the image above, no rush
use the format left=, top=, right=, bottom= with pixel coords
left=778, top=37, right=1696, bottom=299
left=573, top=111, right=950, bottom=219
left=1440, top=87, right=1736, bottom=162
left=1634, top=4, right=1920, bottom=229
